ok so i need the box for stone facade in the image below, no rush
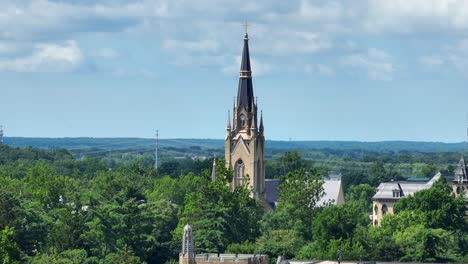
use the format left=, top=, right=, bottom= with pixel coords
left=179, top=224, right=269, bottom=264
left=452, top=155, right=468, bottom=198
left=371, top=173, right=441, bottom=226
left=180, top=254, right=269, bottom=264
left=225, top=32, right=265, bottom=199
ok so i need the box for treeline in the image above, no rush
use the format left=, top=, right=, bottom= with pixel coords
left=0, top=145, right=260, bottom=263
left=0, top=145, right=467, bottom=263
left=5, top=137, right=466, bottom=152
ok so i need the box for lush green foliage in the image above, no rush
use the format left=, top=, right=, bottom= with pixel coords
left=0, top=145, right=261, bottom=263
left=0, top=144, right=467, bottom=263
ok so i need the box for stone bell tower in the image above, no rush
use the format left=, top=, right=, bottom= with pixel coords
left=225, top=30, right=265, bottom=199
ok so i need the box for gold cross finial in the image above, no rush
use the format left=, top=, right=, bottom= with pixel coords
left=243, top=22, right=249, bottom=34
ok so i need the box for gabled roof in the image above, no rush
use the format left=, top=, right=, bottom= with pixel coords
left=264, top=178, right=345, bottom=208
left=373, top=173, right=441, bottom=200
left=317, top=178, right=344, bottom=206
left=265, top=179, right=280, bottom=207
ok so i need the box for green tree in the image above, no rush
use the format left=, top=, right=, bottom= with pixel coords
left=276, top=168, right=324, bottom=237
left=0, top=227, right=21, bottom=264
left=394, top=177, right=466, bottom=231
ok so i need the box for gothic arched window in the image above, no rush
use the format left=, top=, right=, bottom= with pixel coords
left=382, top=204, right=388, bottom=215
left=239, top=114, right=246, bottom=128
left=235, top=159, right=245, bottom=186
left=374, top=204, right=378, bottom=214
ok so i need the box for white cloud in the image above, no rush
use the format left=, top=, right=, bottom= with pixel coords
left=0, top=42, right=17, bottom=54
left=0, top=40, right=83, bottom=72
left=364, top=0, right=468, bottom=33
left=261, top=31, right=331, bottom=55
left=420, top=55, right=444, bottom=68
left=3, top=0, right=468, bottom=76
left=113, top=66, right=157, bottom=79
left=304, top=64, right=335, bottom=76
left=92, top=48, right=118, bottom=59
left=341, top=48, right=395, bottom=81
left=419, top=39, right=468, bottom=73
left=162, top=38, right=219, bottom=53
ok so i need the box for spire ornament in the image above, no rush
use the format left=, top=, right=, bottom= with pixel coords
left=211, top=156, right=217, bottom=182
left=260, top=110, right=264, bottom=132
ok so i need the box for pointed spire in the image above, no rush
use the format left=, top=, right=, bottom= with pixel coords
left=250, top=113, right=256, bottom=131
left=227, top=110, right=231, bottom=129
left=237, top=31, right=254, bottom=112
left=458, top=154, right=465, bottom=166
left=240, top=32, right=251, bottom=73
left=455, top=154, right=467, bottom=182
left=211, top=156, right=217, bottom=182
left=260, top=110, right=264, bottom=131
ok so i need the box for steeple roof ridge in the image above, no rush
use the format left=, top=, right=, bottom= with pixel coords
left=237, top=32, right=254, bottom=112
left=240, top=33, right=251, bottom=72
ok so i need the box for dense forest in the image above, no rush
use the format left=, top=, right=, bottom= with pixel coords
left=4, top=137, right=467, bottom=152
left=0, top=143, right=467, bottom=263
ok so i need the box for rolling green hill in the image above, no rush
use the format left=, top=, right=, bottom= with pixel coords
left=3, top=137, right=466, bottom=152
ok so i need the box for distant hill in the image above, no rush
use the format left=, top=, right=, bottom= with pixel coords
left=3, top=137, right=466, bottom=152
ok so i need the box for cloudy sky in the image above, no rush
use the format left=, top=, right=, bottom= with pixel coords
left=1, top=0, right=468, bottom=142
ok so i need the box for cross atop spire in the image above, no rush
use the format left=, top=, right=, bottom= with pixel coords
left=243, top=22, right=250, bottom=36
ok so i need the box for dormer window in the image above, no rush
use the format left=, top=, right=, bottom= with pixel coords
left=392, top=189, right=401, bottom=198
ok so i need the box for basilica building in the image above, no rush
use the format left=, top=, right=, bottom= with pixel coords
left=224, top=31, right=266, bottom=199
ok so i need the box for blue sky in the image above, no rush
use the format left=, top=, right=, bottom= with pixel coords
left=0, top=0, right=467, bottom=142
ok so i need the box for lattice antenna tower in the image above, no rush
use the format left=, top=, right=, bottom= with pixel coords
left=155, top=130, right=159, bottom=170
left=0, top=125, right=3, bottom=145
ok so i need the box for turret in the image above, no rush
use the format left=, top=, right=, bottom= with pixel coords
left=181, top=224, right=195, bottom=264
left=211, top=157, right=217, bottom=182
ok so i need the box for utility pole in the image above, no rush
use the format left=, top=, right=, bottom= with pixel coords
left=0, top=125, right=3, bottom=145
left=155, top=130, right=159, bottom=170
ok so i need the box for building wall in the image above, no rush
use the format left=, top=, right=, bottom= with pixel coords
left=372, top=200, right=395, bottom=226
left=452, top=183, right=468, bottom=197
left=180, top=254, right=269, bottom=264
left=226, top=130, right=265, bottom=198
left=336, top=183, right=345, bottom=206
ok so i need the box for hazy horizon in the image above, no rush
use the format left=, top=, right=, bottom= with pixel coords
left=3, top=136, right=467, bottom=144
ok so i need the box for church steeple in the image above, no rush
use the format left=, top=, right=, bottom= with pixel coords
left=237, top=32, right=254, bottom=112
left=225, top=30, right=266, bottom=200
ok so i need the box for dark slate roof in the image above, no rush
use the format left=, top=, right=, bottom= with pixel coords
left=265, top=179, right=280, bottom=207
left=240, top=33, right=251, bottom=72
left=237, top=33, right=254, bottom=112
